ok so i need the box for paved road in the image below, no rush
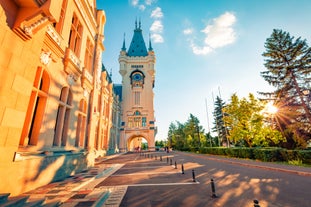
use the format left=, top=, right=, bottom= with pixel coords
left=96, top=151, right=311, bottom=207
left=22, top=151, right=311, bottom=207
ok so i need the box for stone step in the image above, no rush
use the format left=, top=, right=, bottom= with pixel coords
left=0, top=195, right=29, bottom=207
left=42, top=201, right=61, bottom=207
left=23, top=198, right=46, bottom=207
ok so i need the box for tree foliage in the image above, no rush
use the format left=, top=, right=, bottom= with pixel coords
left=223, top=93, right=285, bottom=147
left=260, top=29, right=311, bottom=148
left=167, top=114, right=211, bottom=150
left=212, top=96, right=228, bottom=146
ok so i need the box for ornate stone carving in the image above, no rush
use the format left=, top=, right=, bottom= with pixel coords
left=24, top=16, right=49, bottom=36
left=67, top=74, right=76, bottom=86
left=40, top=50, right=51, bottom=65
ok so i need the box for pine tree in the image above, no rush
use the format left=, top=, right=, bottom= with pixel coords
left=212, top=96, right=228, bottom=146
left=261, top=29, right=311, bottom=147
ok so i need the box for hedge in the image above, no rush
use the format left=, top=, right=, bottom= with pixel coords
left=194, top=147, right=311, bottom=165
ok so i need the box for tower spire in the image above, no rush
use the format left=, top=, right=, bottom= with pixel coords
left=148, top=33, right=153, bottom=51
left=121, top=33, right=126, bottom=51
left=135, top=17, right=137, bottom=29
left=127, top=19, right=148, bottom=57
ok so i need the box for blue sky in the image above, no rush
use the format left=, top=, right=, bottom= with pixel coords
left=97, top=0, right=311, bottom=141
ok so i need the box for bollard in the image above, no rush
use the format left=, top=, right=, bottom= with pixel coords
left=181, top=163, right=184, bottom=174
left=253, top=200, right=260, bottom=207
left=160, top=155, right=162, bottom=161
left=167, top=156, right=169, bottom=163
left=174, top=161, right=177, bottom=169
left=211, top=179, right=217, bottom=198
left=170, top=159, right=173, bottom=165
left=192, top=170, right=196, bottom=182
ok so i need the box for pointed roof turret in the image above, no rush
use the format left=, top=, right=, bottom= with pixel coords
left=127, top=20, right=148, bottom=57
left=121, top=33, right=126, bottom=51
left=148, top=33, right=153, bottom=51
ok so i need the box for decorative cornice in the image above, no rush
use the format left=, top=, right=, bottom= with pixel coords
left=46, top=24, right=61, bottom=46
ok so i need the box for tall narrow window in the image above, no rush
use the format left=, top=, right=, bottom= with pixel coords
left=128, top=117, right=133, bottom=128
left=20, top=68, right=49, bottom=146
left=68, top=14, right=83, bottom=56
left=142, top=117, right=147, bottom=127
left=84, top=38, right=94, bottom=74
left=134, top=117, right=141, bottom=127
left=54, top=87, right=73, bottom=147
left=134, top=91, right=140, bottom=105
left=54, top=0, right=68, bottom=33
left=76, top=99, right=87, bottom=147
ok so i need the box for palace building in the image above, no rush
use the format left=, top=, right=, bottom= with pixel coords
left=118, top=20, right=157, bottom=151
left=0, top=0, right=120, bottom=196
left=0, top=0, right=156, bottom=196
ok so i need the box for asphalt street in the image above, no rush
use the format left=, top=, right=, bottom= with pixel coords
left=21, top=150, right=311, bottom=207
left=97, top=151, right=311, bottom=207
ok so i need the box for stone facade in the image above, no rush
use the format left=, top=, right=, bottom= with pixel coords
left=0, top=0, right=120, bottom=196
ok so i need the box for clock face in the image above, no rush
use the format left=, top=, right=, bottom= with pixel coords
left=133, top=73, right=142, bottom=81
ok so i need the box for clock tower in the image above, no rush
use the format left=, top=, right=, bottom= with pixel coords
left=119, top=20, right=156, bottom=151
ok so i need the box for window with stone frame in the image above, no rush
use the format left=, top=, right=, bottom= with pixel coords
left=54, top=0, right=68, bottom=33
left=20, top=67, right=49, bottom=146
left=68, top=14, right=83, bottom=56
left=76, top=99, right=87, bottom=148
left=53, top=87, right=73, bottom=147
left=84, top=38, right=94, bottom=74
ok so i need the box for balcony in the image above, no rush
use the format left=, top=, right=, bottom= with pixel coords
left=81, top=68, right=94, bottom=90
left=13, top=0, right=61, bottom=40
left=64, top=48, right=82, bottom=80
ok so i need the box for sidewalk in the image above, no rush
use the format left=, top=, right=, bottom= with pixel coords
left=21, top=153, right=126, bottom=207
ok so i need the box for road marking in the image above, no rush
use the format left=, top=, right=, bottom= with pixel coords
left=122, top=166, right=171, bottom=169
left=127, top=182, right=200, bottom=187
left=110, top=172, right=179, bottom=176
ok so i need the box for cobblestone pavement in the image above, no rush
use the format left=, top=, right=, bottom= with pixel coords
left=21, top=151, right=311, bottom=207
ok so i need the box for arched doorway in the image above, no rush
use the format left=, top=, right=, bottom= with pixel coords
left=128, top=136, right=148, bottom=151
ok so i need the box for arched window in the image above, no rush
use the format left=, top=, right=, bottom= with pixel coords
left=53, top=87, right=73, bottom=146
left=20, top=67, right=49, bottom=146
left=76, top=99, right=87, bottom=147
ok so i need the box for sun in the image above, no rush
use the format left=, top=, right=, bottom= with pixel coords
left=265, top=102, right=278, bottom=115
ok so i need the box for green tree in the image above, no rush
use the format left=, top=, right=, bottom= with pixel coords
left=223, top=93, right=285, bottom=147
left=167, top=121, right=186, bottom=150
left=184, top=114, right=202, bottom=148
left=167, top=114, right=207, bottom=150
left=261, top=29, right=311, bottom=147
left=212, top=96, right=228, bottom=146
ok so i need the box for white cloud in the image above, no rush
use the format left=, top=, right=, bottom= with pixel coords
left=151, top=33, right=164, bottom=43
left=145, top=0, right=156, bottom=5
left=150, top=20, right=163, bottom=33
left=150, top=7, right=163, bottom=19
left=186, top=12, right=237, bottom=55
left=183, top=28, right=193, bottom=35
left=138, top=5, right=146, bottom=11
left=150, top=20, right=164, bottom=43
left=131, top=0, right=139, bottom=6
left=190, top=42, right=213, bottom=55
